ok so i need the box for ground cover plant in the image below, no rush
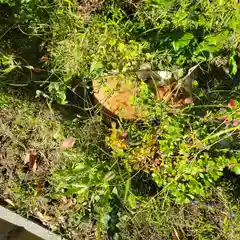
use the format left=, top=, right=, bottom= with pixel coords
left=1, top=0, right=240, bottom=239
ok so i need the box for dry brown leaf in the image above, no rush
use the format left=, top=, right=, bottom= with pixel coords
left=156, top=85, right=171, bottom=101
left=24, top=152, right=30, bottom=164
left=61, top=197, right=73, bottom=209
left=184, top=97, right=193, bottom=104
left=37, top=180, right=45, bottom=195
left=32, top=161, right=37, bottom=173
left=116, top=141, right=128, bottom=149
left=25, top=150, right=37, bottom=172
left=40, top=55, right=49, bottom=63
left=157, top=83, right=194, bottom=108
left=118, top=130, right=128, bottom=141
left=171, top=99, right=185, bottom=108
left=62, top=137, right=76, bottom=148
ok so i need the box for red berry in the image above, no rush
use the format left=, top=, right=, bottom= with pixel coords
left=228, top=99, right=236, bottom=107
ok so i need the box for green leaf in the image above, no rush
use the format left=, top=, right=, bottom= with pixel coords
left=90, top=61, right=104, bottom=72
left=124, top=178, right=131, bottom=203
left=112, top=187, right=118, bottom=196
left=118, top=43, right=125, bottom=52
left=232, top=166, right=240, bottom=175
left=128, top=194, right=136, bottom=209
left=229, top=53, right=238, bottom=76
left=172, top=33, right=194, bottom=51
left=194, top=44, right=220, bottom=56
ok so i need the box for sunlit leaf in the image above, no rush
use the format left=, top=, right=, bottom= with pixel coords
left=229, top=53, right=238, bottom=76
left=232, top=166, right=240, bottom=175
left=90, top=61, right=103, bottom=72
left=172, top=33, right=194, bottom=51
left=128, top=194, right=136, bottom=209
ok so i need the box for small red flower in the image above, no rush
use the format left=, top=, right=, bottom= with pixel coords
left=228, top=99, right=236, bottom=108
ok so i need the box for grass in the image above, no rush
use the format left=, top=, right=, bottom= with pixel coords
left=119, top=189, right=240, bottom=240
left=1, top=0, right=240, bottom=239
left=0, top=88, right=109, bottom=238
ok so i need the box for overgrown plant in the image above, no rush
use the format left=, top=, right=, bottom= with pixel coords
left=107, top=83, right=240, bottom=203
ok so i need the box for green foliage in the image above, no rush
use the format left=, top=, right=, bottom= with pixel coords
left=0, top=53, right=19, bottom=74
left=44, top=0, right=240, bottom=102
left=134, top=0, right=240, bottom=68
left=0, top=0, right=15, bottom=6
left=3, top=0, right=240, bottom=102
left=50, top=152, right=114, bottom=232
left=50, top=11, right=147, bottom=78
left=118, top=186, right=240, bottom=240
left=107, top=87, right=240, bottom=203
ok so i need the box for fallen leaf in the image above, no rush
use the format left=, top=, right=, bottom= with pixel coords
left=118, top=130, right=128, bottom=141
left=40, top=55, right=49, bottom=63
left=156, top=85, right=172, bottom=101
left=61, top=197, right=73, bottom=209
left=153, top=158, right=159, bottom=168
left=62, top=137, right=76, bottom=148
left=4, top=198, right=15, bottom=207
left=157, top=84, right=193, bottom=108
left=171, top=99, right=185, bottom=108
left=32, top=161, right=37, bottom=173
left=184, top=97, right=193, bottom=104
left=25, top=150, right=37, bottom=172
left=116, top=141, right=128, bottom=149
left=228, top=164, right=235, bottom=169
left=36, top=211, right=52, bottom=225
left=37, top=180, right=45, bottom=195
left=24, top=152, right=30, bottom=164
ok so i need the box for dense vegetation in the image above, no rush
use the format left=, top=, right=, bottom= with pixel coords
left=1, top=0, right=240, bottom=239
